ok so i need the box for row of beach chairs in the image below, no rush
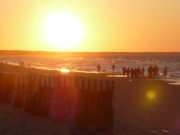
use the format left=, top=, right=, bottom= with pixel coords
left=0, top=72, right=114, bottom=135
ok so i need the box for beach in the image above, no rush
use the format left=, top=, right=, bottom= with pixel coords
left=0, top=63, right=180, bottom=135
left=1, top=0, right=179, bottom=133
left=0, top=103, right=70, bottom=135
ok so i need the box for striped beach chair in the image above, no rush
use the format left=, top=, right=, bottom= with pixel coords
left=72, top=78, right=114, bottom=135
left=0, top=73, right=5, bottom=102
left=1, top=73, right=16, bottom=104
left=31, top=74, right=55, bottom=117
left=14, top=74, right=28, bottom=108
left=50, top=75, right=77, bottom=122
left=24, top=73, right=39, bottom=113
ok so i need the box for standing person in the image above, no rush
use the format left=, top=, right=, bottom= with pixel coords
left=142, top=67, right=145, bottom=77
left=152, top=66, right=155, bottom=78
left=134, top=68, right=140, bottom=79
left=122, top=67, right=126, bottom=76
left=126, top=67, right=130, bottom=77
left=97, top=64, right=101, bottom=73
left=137, top=67, right=141, bottom=78
left=112, top=64, right=115, bottom=72
left=22, top=61, right=24, bottom=67
left=148, top=65, right=152, bottom=78
left=155, top=65, right=159, bottom=77
left=130, top=67, right=134, bottom=79
left=163, top=66, right=168, bottom=78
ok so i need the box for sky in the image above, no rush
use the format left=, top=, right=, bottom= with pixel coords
left=0, top=0, right=180, bottom=52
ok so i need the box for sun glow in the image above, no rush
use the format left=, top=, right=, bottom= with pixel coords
left=60, top=68, right=70, bottom=73
left=45, top=13, right=83, bottom=51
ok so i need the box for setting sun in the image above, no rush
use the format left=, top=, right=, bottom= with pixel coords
left=45, top=13, right=83, bottom=51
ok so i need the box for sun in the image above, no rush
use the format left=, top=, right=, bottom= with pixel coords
left=45, top=13, right=83, bottom=51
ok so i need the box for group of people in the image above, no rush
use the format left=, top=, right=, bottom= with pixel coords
left=147, top=65, right=159, bottom=78
left=19, top=61, right=24, bottom=67
left=122, top=66, right=144, bottom=78
left=97, top=64, right=168, bottom=78
left=19, top=61, right=30, bottom=68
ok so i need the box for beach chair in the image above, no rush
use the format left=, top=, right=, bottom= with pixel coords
left=71, top=78, right=114, bottom=135
left=24, top=73, right=38, bottom=113
left=1, top=73, right=16, bottom=104
left=50, top=75, right=76, bottom=122
left=31, top=75, right=55, bottom=117
left=14, top=74, right=28, bottom=108
left=0, top=73, right=5, bottom=102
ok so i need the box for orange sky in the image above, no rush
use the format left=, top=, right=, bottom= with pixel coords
left=0, top=0, right=180, bottom=52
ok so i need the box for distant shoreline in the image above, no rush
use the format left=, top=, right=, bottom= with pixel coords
left=0, top=50, right=180, bottom=56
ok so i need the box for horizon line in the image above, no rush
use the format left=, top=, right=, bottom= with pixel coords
left=1, top=50, right=180, bottom=53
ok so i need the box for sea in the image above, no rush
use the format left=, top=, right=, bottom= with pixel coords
left=0, top=53, right=180, bottom=82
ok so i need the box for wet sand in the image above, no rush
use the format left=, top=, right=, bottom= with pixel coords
left=0, top=63, right=113, bottom=79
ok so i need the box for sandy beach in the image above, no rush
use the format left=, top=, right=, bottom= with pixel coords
left=1, top=0, right=180, bottom=133
left=1, top=63, right=180, bottom=135
left=0, top=103, right=70, bottom=135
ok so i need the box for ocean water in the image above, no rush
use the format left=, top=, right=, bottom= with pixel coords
left=0, top=54, right=180, bottom=80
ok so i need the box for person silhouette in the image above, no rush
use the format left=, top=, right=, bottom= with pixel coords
left=126, top=67, right=130, bottom=77
left=152, top=65, right=155, bottom=78
left=142, top=67, right=145, bottom=77
left=112, top=64, right=115, bottom=72
left=155, top=65, right=159, bottom=77
left=22, top=61, right=24, bottom=67
left=97, top=64, right=101, bottom=73
left=130, top=67, right=134, bottom=79
left=122, top=67, right=126, bottom=76
left=137, top=67, right=141, bottom=78
left=163, top=66, right=168, bottom=78
left=148, top=65, right=152, bottom=78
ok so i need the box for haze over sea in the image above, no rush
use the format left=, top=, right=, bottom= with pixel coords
left=0, top=52, right=180, bottom=82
